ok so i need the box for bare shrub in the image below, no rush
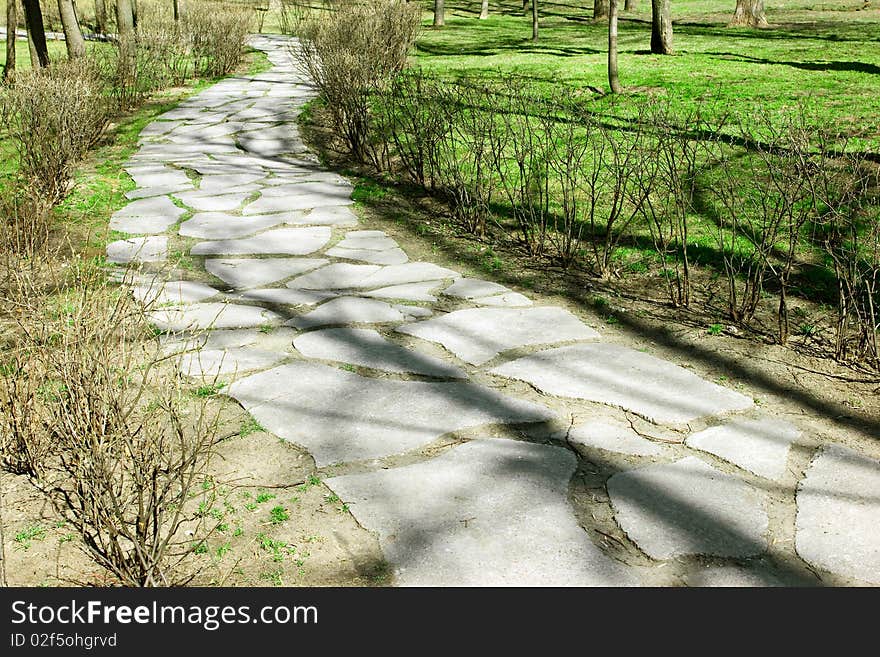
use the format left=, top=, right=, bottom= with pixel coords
left=0, top=183, right=54, bottom=257
left=295, top=0, right=421, bottom=161
left=0, top=59, right=110, bottom=200
left=184, top=1, right=254, bottom=78
left=0, top=260, right=223, bottom=586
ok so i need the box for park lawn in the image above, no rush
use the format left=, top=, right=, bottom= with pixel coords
left=413, top=1, right=880, bottom=145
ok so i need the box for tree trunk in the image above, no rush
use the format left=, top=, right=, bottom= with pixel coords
left=3, top=0, right=17, bottom=80
left=116, top=0, right=135, bottom=39
left=594, top=0, right=609, bottom=20
left=531, top=0, right=538, bottom=40
left=608, top=0, right=621, bottom=93
left=22, top=0, right=50, bottom=68
left=522, top=0, right=529, bottom=12
left=433, top=0, right=444, bottom=27
left=95, top=0, right=107, bottom=33
left=730, top=0, right=767, bottom=27
left=57, top=0, right=86, bottom=58
left=650, top=0, right=673, bottom=54
left=624, top=0, right=636, bottom=9
left=172, top=0, right=179, bottom=21
left=480, top=0, right=489, bottom=19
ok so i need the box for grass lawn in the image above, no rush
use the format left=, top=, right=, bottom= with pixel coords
left=412, top=0, right=880, bottom=144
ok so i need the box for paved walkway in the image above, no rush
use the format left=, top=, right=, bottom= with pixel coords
left=107, top=35, right=880, bottom=587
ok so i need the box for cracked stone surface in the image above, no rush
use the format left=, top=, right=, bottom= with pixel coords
left=190, top=226, right=331, bottom=255
left=288, top=262, right=460, bottom=290
left=443, top=278, right=512, bottom=299
left=179, top=212, right=286, bottom=239
left=491, top=344, right=753, bottom=425
left=243, top=181, right=354, bottom=214
left=295, top=205, right=359, bottom=226
left=474, top=293, right=533, bottom=308
left=178, top=348, right=286, bottom=378
left=607, top=457, right=769, bottom=559
left=293, top=328, right=466, bottom=378
left=686, top=417, right=801, bottom=480
left=109, top=196, right=187, bottom=234
left=226, top=362, right=554, bottom=466
left=174, top=190, right=252, bottom=212
left=362, top=282, right=442, bottom=302
left=235, top=288, right=337, bottom=306
left=795, top=444, right=880, bottom=584
left=149, top=302, right=282, bottom=332
left=132, top=280, right=220, bottom=306
left=399, top=307, right=600, bottom=366
left=560, top=419, right=665, bottom=458
left=326, top=439, right=637, bottom=586
left=286, top=296, right=429, bottom=329
left=206, top=257, right=328, bottom=289
left=106, top=236, right=167, bottom=263
left=326, top=246, right=409, bottom=265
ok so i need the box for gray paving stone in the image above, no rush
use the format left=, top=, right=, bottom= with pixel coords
left=443, top=278, right=511, bottom=299
left=559, top=419, right=665, bottom=457
left=491, top=344, right=753, bottom=425
left=173, top=190, right=252, bottom=213
left=125, top=165, right=190, bottom=188
left=235, top=288, right=337, bottom=307
left=178, top=212, right=284, bottom=239
left=225, top=362, right=555, bottom=465
left=205, top=257, right=328, bottom=289
left=125, top=183, right=194, bottom=200
left=293, top=328, right=466, bottom=378
left=178, top=348, right=285, bottom=377
left=197, top=173, right=267, bottom=193
left=399, top=307, right=600, bottom=366
left=334, top=231, right=399, bottom=251
left=106, top=236, right=167, bottom=263
left=132, top=280, right=220, bottom=306
left=795, top=444, right=880, bottom=584
left=474, top=293, right=533, bottom=308
left=686, top=418, right=801, bottom=480
left=287, top=205, right=359, bottom=226
left=242, top=181, right=354, bottom=214
left=286, top=297, right=426, bottom=329
left=326, top=246, right=409, bottom=265
left=361, top=282, right=442, bottom=303
left=288, top=262, right=459, bottom=290
left=394, top=304, right=432, bottom=318
left=110, top=196, right=187, bottom=234
left=326, top=438, right=637, bottom=586
left=149, top=302, right=283, bottom=332
left=685, top=565, right=788, bottom=587
left=607, top=456, right=769, bottom=559
left=190, top=227, right=331, bottom=256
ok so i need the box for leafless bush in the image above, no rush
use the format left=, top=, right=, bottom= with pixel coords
left=294, top=0, right=421, bottom=161
left=0, top=183, right=54, bottom=257
left=185, top=2, right=254, bottom=78
left=0, top=260, right=223, bottom=586
left=0, top=59, right=110, bottom=200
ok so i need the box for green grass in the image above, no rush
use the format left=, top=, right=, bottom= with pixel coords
left=412, top=1, right=880, bottom=142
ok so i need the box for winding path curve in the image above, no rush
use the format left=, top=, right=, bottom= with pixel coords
left=106, top=35, right=880, bottom=587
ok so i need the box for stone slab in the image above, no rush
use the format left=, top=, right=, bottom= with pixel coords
left=326, top=246, right=409, bottom=265
left=178, top=348, right=285, bottom=378
left=474, top=293, right=533, bottom=308
left=109, top=196, right=187, bottom=234
left=560, top=419, right=665, bottom=458
left=190, top=227, right=331, bottom=256
left=443, top=278, right=511, bottom=299
left=285, top=297, right=426, bottom=329
left=133, top=280, right=220, bottom=306
left=294, top=205, right=359, bottom=226
left=362, top=282, right=442, bottom=303
left=326, top=438, right=637, bottom=586
left=206, top=257, right=328, bottom=289
left=795, top=444, right=880, bottom=584
left=607, top=456, right=768, bottom=559
left=178, top=212, right=284, bottom=239
left=173, top=191, right=252, bottom=213
left=235, top=288, right=337, bottom=306
left=149, top=302, right=283, bottom=332
left=293, top=328, right=466, bottom=378
left=225, top=361, right=555, bottom=465
left=399, top=307, right=600, bottom=366
left=491, top=344, right=753, bottom=425
left=288, top=262, right=460, bottom=291
left=106, top=236, right=167, bottom=263
left=686, top=417, right=801, bottom=480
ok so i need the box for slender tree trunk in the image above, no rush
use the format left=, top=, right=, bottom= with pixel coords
left=433, top=0, right=444, bottom=27
left=131, top=0, right=138, bottom=29
left=3, top=0, right=17, bottom=80
left=650, top=0, right=673, bottom=54
left=531, top=0, right=538, bottom=40
left=730, top=0, right=767, bottom=27
left=95, top=0, right=107, bottom=33
left=522, top=0, right=529, bottom=12
left=480, top=0, right=489, bottom=19
left=624, top=0, right=636, bottom=9
left=173, top=0, right=180, bottom=21
left=57, top=0, right=86, bottom=58
left=116, top=0, right=135, bottom=39
left=22, top=0, right=50, bottom=68
left=608, top=0, right=621, bottom=93
left=594, top=0, right=609, bottom=20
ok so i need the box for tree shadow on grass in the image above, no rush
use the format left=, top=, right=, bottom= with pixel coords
left=708, top=51, right=880, bottom=75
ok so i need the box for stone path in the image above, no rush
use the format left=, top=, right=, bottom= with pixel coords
left=108, top=35, right=880, bottom=587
